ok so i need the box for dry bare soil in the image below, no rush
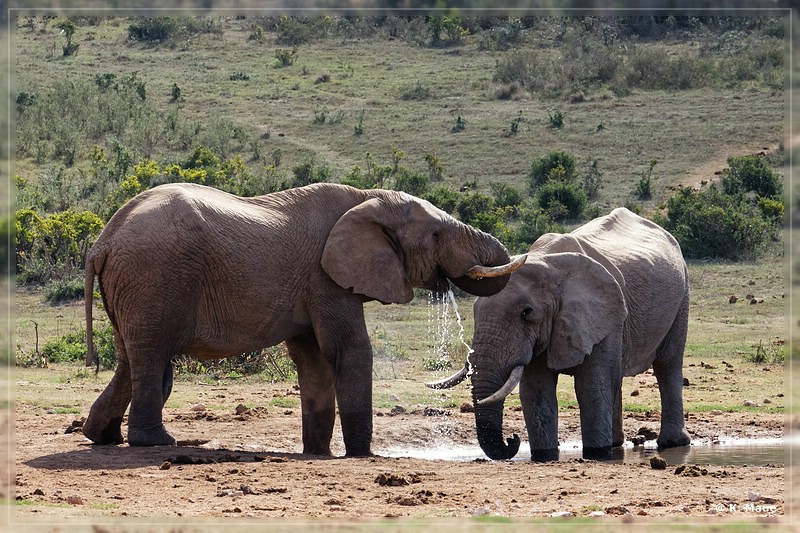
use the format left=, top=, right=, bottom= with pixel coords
left=10, top=376, right=792, bottom=530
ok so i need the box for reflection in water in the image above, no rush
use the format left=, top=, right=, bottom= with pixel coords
left=380, top=436, right=793, bottom=466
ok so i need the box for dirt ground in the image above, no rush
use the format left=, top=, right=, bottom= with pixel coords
left=9, top=378, right=793, bottom=530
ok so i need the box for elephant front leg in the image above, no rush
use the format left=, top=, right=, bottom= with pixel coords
left=287, top=335, right=336, bottom=456
left=519, top=356, right=560, bottom=462
left=333, top=345, right=373, bottom=457
left=573, top=335, right=622, bottom=460
left=316, top=312, right=374, bottom=457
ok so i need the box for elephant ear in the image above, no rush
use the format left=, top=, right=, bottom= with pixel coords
left=545, top=252, right=628, bottom=371
left=321, top=197, right=413, bottom=304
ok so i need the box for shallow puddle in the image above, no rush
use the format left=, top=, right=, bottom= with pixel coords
left=380, top=435, right=796, bottom=466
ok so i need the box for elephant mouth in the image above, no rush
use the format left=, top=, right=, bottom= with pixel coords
left=423, top=269, right=452, bottom=294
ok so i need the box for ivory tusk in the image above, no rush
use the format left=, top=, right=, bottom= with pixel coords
left=466, top=254, right=527, bottom=280
left=476, top=365, right=524, bottom=406
left=425, top=365, right=469, bottom=389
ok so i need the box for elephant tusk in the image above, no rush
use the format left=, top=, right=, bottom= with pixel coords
left=476, top=365, right=524, bottom=406
left=425, top=365, right=469, bottom=389
left=466, top=254, right=527, bottom=280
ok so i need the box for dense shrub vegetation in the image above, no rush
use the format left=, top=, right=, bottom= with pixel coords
left=13, top=14, right=785, bottom=373
left=656, top=154, right=783, bottom=260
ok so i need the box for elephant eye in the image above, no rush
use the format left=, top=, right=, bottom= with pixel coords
left=521, top=306, right=533, bottom=319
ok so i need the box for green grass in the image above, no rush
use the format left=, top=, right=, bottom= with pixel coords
left=269, top=397, right=299, bottom=409
left=50, top=406, right=81, bottom=414
left=14, top=499, right=69, bottom=508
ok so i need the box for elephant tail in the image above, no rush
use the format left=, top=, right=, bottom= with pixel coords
left=84, top=250, right=102, bottom=372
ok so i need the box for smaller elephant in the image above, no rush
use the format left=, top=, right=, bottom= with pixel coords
left=430, top=208, right=691, bottom=461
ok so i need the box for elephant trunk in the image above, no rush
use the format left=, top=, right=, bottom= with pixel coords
left=472, top=366, right=522, bottom=460
left=473, top=399, right=521, bottom=460
left=449, top=227, right=519, bottom=297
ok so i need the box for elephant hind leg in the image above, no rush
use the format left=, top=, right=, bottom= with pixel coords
left=124, top=339, right=178, bottom=446
left=653, top=295, right=691, bottom=449
left=83, top=330, right=130, bottom=445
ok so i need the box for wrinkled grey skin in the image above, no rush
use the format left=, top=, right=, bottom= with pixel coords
left=465, top=208, right=691, bottom=461
left=83, top=182, right=518, bottom=456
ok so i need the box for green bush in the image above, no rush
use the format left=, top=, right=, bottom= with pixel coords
left=15, top=209, right=104, bottom=284
left=39, top=323, right=115, bottom=370
left=478, top=18, right=524, bottom=51
left=626, top=47, right=715, bottom=90
left=127, top=16, right=222, bottom=43
left=128, top=17, right=178, bottom=42
left=535, top=181, right=587, bottom=221
left=509, top=201, right=563, bottom=253
left=292, top=158, right=332, bottom=188
left=400, top=81, right=434, bottom=101
left=722, top=154, right=782, bottom=199
left=274, top=47, right=298, bottom=67
left=428, top=15, right=468, bottom=47
left=457, top=192, right=495, bottom=224
left=41, top=330, right=86, bottom=364
left=547, top=110, right=564, bottom=129
left=275, top=17, right=313, bottom=45
left=393, top=169, right=429, bottom=197
left=659, top=185, right=777, bottom=260
left=45, top=277, right=85, bottom=304
left=636, top=159, right=658, bottom=200
left=16, top=73, right=156, bottom=166
left=529, top=150, right=578, bottom=190
left=423, top=185, right=460, bottom=214
left=493, top=50, right=540, bottom=89
left=489, top=182, right=523, bottom=211
left=582, top=160, right=604, bottom=199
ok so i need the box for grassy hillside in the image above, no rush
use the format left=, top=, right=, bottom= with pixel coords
left=13, top=16, right=784, bottom=208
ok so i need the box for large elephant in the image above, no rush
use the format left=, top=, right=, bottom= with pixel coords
left=430, top=207, right=691, bottom=461
left=82, top=182, right=525, bottom=456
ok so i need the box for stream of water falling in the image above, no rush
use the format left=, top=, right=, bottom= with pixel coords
left=427, top=289, right=473, bottom=373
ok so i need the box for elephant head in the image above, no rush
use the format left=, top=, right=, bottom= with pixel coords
left=431, top=252, right=627, bottom=460
left=321, top=190, right=526, bottom=303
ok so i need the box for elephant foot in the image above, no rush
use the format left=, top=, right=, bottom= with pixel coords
left=583, top=445, right=613, bottom=461
left=344, top=448, right=374, bottom=458
left=339, top=411, right=373, bottom=458
left=127, top=424, right=177, bottom=447
left=302, top=444, right=333, bottom=456
left=657, top=430, right=691, bottom=449
left=82, top=415, right=124, bottom=445
left=530, top=448, right=559, bottom=462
